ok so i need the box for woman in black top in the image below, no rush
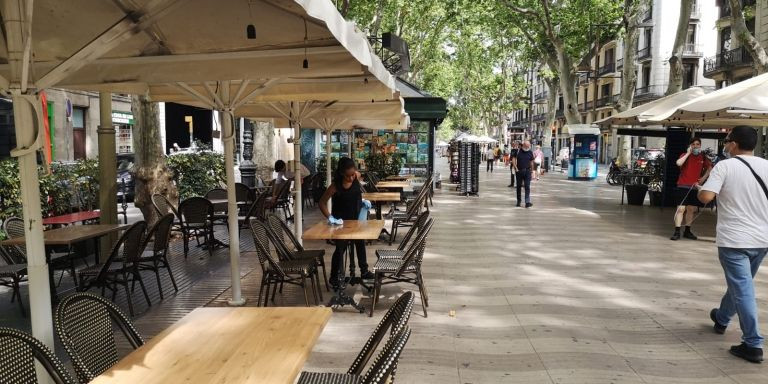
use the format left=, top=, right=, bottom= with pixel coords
left=319, top=157, right=372, bottom=289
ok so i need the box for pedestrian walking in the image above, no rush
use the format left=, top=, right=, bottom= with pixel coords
left=486, top=146, right=495, bottom=172
left=508, top=141, right=519, bottom=188
left=698, top=126, right=768, bottom=363
left=512, top=141, right=535, bottom=208
left=670, top=137, right=712, bottom=240
left=533, top=145, right=544, bottom=180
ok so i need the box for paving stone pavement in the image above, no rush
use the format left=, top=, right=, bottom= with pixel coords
left=2, top=158, right=768, bottom=383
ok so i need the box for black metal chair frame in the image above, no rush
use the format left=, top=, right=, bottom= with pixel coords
left=376, top=211, right=430, bottom=260
left=54, top=292, right=144, bottom=383
left=0, top=327, right=77, bottom=384
left=178, top=197, right=215, bottom=258
left=249, top=219, right=320, bottom=307
left=137, top=213, right=178, bottom=300
left=387, top=183, right=429, bottom=245
left=270, top=180, right=294, bottom=222
left=77, top=221, right=150, bottom=317
left=265, top=214, right=329, bottom=292
left=0, top=246, right=26, bottom=316
left=371, top=219, right=434, bottom=318
left=3, top=217, right=78, bottom=288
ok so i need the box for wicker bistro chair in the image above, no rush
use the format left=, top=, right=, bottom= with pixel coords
left=376, top=211, right=430, bottom=260
left=0, top=327, right=78, bottom=384
left=371, top=219, right=434, bottom=318
left=298, top=292, right=414, bottom=384
left=0, top=247, right=26, bottom=316
left=136, top=214, right=178, bottom=300
left=205, top=188, right=229, bottom=227
left=387, top=182, right=429, bottom=245
left=54, top=293, right=144, bottom=383
left=298, top=326, right=412, bottom=384
left=238, top=191, right=269, bottom=230
left=269, top=180, right=294, bottom=222
left=177, top=197, right=215, bottom=258
left=77, top=221, right=150, bottom=317
left=249, top=219, right=320, bottom=307
left=235, top=182, right=253, bottom=207
left=151, top=193, right=182, bottom=225
left=4, top=217, right=78, bottom=287
left=265, top=214, right=329, bottom=291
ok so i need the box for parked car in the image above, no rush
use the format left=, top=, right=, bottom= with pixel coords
left=117, top=153, right=135, bottom=201
left=632, top=148, right=663, bottom=169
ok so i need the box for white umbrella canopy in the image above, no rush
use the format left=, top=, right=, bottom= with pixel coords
left=594, top=87, right=708, bottom=126
left=661, top=73, right=768, bottom=127
left=476, top=135, right=498, bottom=143
left=0, top=0, right=397, bottom=355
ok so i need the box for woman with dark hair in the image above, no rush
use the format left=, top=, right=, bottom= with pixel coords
left=319, top=157, right=373, bottom=289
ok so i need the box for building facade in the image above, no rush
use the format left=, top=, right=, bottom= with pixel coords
left=510, top=0, right=719, bottom=163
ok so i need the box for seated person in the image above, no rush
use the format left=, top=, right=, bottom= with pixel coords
left=268, top=160, right=293, bottom=207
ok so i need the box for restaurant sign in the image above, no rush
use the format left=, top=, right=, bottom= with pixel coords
left=112, top=111, right=134, bottom=125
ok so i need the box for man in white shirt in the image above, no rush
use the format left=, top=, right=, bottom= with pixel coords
left=698, top=126, right=768, bottom=363
left=486, top=147, right=495, bottom=172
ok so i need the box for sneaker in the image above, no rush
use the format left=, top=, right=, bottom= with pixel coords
left=670, top=232, right=681, bottom=241
left=360, top=271, right=375, bottom=280
left=729, top=343, right=763, bottom=363
left=516, top=202, right=521, bottom=207
left=710, top=308, right=727, bottom=334
left=683, top=230, right=698, bottom=240
left=507, top=184, right=514, bottom=187
left=525, top=203, right=533, bottom=208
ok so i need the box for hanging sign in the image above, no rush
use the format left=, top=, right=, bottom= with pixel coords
left=112, top=110, right=134, bottom=125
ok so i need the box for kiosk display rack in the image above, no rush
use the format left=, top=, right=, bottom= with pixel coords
left=459, top=141, right=480, bottom=196
left=449, top=141, right=460, bottom=183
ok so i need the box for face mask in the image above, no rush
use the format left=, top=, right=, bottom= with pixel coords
left=692, top=148, right=701, bottom=155
left=522, top=148, right=530, bottom=152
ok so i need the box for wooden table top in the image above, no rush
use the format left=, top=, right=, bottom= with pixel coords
left=362, top=192, right=401, bottom=202
left=90, top=307, right=331, bottom=384
left=303, top=220, right=386, bottom=241
left=385, top=174, right=415, bottom=180
left=43, top=210, right=101, bottom=226
left=0, top=224, right=129, bottom=246
left=375, top=181, right=410, bottom=188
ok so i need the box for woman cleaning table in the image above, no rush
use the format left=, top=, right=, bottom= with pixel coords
left=318, top=157, right=373, bottom=289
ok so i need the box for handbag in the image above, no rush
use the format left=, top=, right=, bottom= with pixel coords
left=734, top=156, right=768, bottom=200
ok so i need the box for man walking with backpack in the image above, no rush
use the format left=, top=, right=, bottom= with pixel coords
left=698, top=126, right=768, bottom=363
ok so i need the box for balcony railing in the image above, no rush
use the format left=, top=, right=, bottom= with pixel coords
left=597, top=62, right=616, bottom=76
left=532, top=113, right=546, bottom=121
left=555, top=109, right=564, bottom=118
left=581, top=101, right=593, bottom=111
left=595, top=95, right=617, bottom=108
left=534, top=91, right=548, bottom=100
left=704, top=46, right=754, bottom=76
left=637, top=46, right=651, bottom=60
left=642, top=9, right=652, bottom=22
left=616, top=58, right=623, bottom=70
left=634, top=84, right=664, bottom=99
left=578, top=75, right=591, bottom=86
left=683, top=43, right=703, bottom=57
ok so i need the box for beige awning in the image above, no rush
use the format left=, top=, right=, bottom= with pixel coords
left=662, top=73, right=768, bottom=127
left=594, top=88, right=708, bottom=126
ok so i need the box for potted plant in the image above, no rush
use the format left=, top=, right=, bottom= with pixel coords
left=624, top=170, right=650, bottom=206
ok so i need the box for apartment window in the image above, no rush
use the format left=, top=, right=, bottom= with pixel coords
left=686, top=24, right=696, bottom=45
left=601, top=83, right=612, bottom=98
left=605, top=48, right=615, bottom=65
left=683, top=63, right=697, bottom=89
left=72, top=107, right=86, bottom=160
left=644, top=28, right=652, bottom=48
left=642, top=65, right=651, bottom=88
left=721, top=27, right=731, bottom=52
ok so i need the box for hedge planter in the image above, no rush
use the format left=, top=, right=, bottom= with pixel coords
left=626, top=184, right=648, bottom=206
left=649, top=190, right=663, bottom=206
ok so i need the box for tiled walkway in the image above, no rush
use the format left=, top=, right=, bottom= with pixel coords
left=2, top=159, right=767, bottom=383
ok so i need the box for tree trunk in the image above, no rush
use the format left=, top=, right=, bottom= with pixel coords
left=132, top=94, right=178, bottom=225
left=370, top=0, right=385, bottom=37
left=666, top=0, right=694, bottom=95
left=543, top=76, right=558, bottom=152
left=616, top=0, right=643, bottom=166
left=555, top=49, right=582, bottom=125
left=729, top=0, right=768, bottom=74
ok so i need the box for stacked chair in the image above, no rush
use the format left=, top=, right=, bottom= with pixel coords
left=249, top=219, right=321, bottom=306
left=387, top=176, right=430, bottom=245
left=0, top=327, right=77, bottom=384
left=297, top=292, right=415, bottom=384
left=136, top=213, right=178, bottom=300
left=177, top=196, right=215, bottom=258
left=55, top=293, right=144, bottom=383
left=266, top=214, right=329, bottom=291
left=371, top=218, right=435, bottom=318
left=77, top=221, right=150, bottom=317
left=0, top=246, right=26, bottom=316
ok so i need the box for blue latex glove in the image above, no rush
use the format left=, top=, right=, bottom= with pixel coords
left=328, top=215, right=344, bottom=225
left=361, top=199, right=372, bottom=210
